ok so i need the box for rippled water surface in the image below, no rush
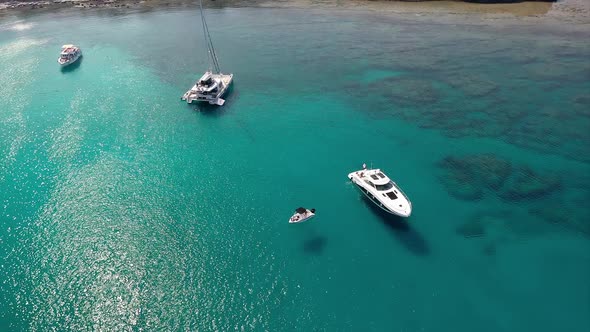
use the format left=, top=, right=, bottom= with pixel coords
left=1, top=7, right=589, bottom=331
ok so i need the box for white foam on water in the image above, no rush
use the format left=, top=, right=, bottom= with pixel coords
left=0, top=21, right=35, bottom=32
left=0, top=39, right=44, bottom=172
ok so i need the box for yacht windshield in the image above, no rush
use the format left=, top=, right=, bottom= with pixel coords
left=375, top=181, right=394, bottom=191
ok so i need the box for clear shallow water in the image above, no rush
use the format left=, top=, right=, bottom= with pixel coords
left=1, top=7, right=589, bottom=331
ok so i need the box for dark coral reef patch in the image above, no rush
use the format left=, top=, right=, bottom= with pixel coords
left=529, top=191, right=590, bottom=236
left=437, top=154, right=517, bottom=201
left=348, top=60, right=590, bottom=162
left=444, top=74, right=499, bottom=97
left=499, top=167, right=561, bottom=201
left=438, top=153, right=561, bottom=202
left=442, top=154, right=589, bottom=237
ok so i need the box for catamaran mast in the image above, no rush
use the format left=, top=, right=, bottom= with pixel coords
left=199, top=0, right=221, bottom=74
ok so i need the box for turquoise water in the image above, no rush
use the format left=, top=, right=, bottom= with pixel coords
left=1, top=6, right=589, bottom=331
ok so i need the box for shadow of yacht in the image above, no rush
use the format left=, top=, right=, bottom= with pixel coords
left=60, top=57, right=83, bottom=73
left=360, top=196, right=430, bottom=256
left=302, top=235, right=328, bottom=255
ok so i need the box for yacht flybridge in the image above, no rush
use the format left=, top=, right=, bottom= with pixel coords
left=182, top=0, right=233, bottom=106
left=348, top=165, right=412, bottom=217
left=57, top=44, right=82, bottom=66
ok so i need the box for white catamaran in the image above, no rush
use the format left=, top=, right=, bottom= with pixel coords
left=182, top=0, right=233, bottom=106
left=57, top=44, right=82, bottom=66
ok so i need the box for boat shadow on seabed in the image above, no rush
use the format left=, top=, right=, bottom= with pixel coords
left=360, top=196, right=430, bottom=256
left=60, top=56, right=83, bottom=73
left=302, top=234, right=328, bottom=255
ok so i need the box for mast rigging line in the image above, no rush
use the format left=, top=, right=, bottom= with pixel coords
left=199, top=0, right=221, bottom=73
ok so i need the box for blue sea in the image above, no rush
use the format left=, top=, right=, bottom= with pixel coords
left=1, top=5, right=589, bottom=331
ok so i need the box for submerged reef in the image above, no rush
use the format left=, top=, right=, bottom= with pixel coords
left=498, top=167, right=561, bottom=201
left=355, top=73, right=590, bottom=161
left=529, top=190, right=590, bottom=236
left=441, top=154, right=589, bottom=237
left=377, top=77, right=440, bottom=105
left=437, top=154, right=561, bottom=202
left=445, top=74, right=499, bottom=97
left=348, top=34, right=590, bottom=162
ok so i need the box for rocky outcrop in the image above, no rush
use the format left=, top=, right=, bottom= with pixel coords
left=438, top=154, right=561, bottom=202
left=529, top=193, right=590, bottom=236
left=376, top=77, right=440, bottom=106
left=461, top=0, right=554, bottom=3
left=499, top=167, right=560, bottom=201
left=445, top=74, right=498, bottom=97
left=437, top=154, right=512, bottom=200
left=441, top=154, right=589, bottom=238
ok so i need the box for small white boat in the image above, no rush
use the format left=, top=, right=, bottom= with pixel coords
left=57, top=44, right=82, bottom=66
left=182, top=71, right=233, bottom=105
left=348, top=165, right=412, bottom=217
left=289, top=207, right=316, bottom=224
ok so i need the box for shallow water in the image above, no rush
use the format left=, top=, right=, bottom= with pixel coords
left=1, top=7, right=589, bottom=331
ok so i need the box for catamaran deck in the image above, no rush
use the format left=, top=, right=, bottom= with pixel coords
left=181, top=73, right=233, bottom=105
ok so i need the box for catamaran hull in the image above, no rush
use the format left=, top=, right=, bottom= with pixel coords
left=182, top=74, right=233, bottom=105
left=58, top=53, right=82, bottom=67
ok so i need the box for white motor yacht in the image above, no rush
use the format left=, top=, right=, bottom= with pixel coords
left=57, top=44, right=82, bottom=66
left=289, top=207, right=316, bottom=224
left=348, top=165, right=412, bottom=217
left=182, top=71, right=233, bottom=105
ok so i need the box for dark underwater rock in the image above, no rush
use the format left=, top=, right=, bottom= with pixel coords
left=445, top=74, right=498, bottom=97
left=475, top=154, right=513, bottom=190
left=499, top=167, right=561, bottom=201
left=438, top=154, right=563, bottom=202
left=482, top=242, right=496, bottom=256
left=572, top=94, right=590, bottom=117
left=455, top=211, right=511, bottom=240
left=529, top=197, right=590, bottom=236
left=456, top=220, right=486, bottom=238
left=524, top=61, right=590, bottom=83
left=438, top=154, right=512, bottom=200
left=439, top=172, right=484, bottom=200
left=377, top=77, right=440, bottom=106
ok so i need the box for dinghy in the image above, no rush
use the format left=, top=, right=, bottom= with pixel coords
left=289, top=207, right=316, bottom=224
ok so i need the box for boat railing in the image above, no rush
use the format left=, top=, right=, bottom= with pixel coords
left=394, top=183, right=411, bottom=204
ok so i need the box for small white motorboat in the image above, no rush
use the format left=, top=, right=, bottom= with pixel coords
left=289, top=207, right=316, bottom=224
left=57, top=44, right=82, bottom=66
left=348, top=164, right=412, bottom=217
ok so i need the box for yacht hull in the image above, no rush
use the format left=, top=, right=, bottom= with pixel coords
left=348, top=170, right=412, bottom=218
left=350, top=181, right=405, bottom=216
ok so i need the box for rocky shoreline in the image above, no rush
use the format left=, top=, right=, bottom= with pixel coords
left=0, top=0, right=158, bottom=10
left=0, top=0, right=588, bottom=21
